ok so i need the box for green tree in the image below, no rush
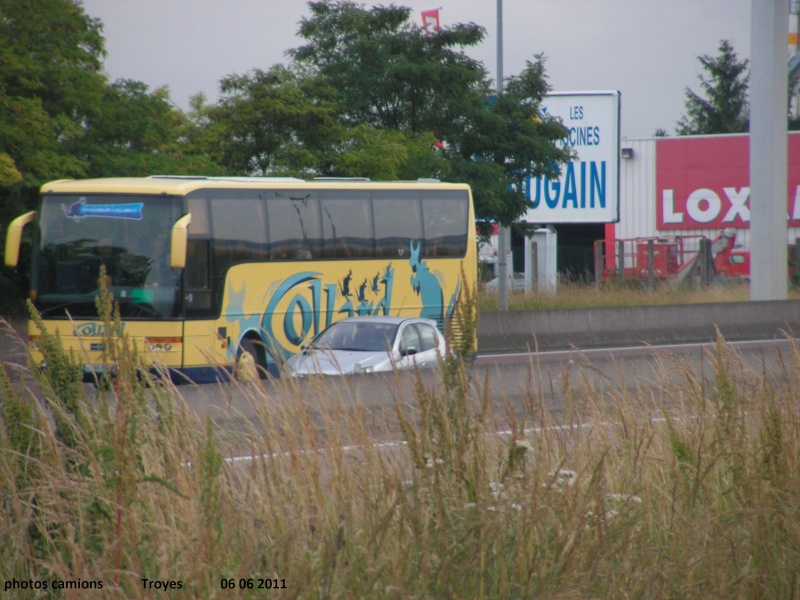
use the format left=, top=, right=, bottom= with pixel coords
left=76, top=80, right=224, bottom=177
left=0, top=0, right=107, bottom=304
left=677, top=40, right=749, bottom=135
left=169, top=93, right=230, bottom=174
left=289, top=0, right=486, bottom=135
left=205, top=62, right=452, bottom=181
left=0, top=0, right=224, bottom=308
left=0, top=154, right=22, bottom=187
left=446, top=57, right=573, bottom=227
left=0, top=0, right=222, bottom=191
left=0, top=0, right=107, bottom=187
left=788, top=70, right=800, bottom=131
left=282, top=0, right=571, bottom=226
left=205, top=65, right=344, bottom=177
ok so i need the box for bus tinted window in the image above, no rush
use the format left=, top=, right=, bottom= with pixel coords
left=33, top=194, right=183, bottom=319
left=187, top=197, right=210, bottom=235
left=266, top=190, right=322, bottom=260
left=185, top=239, right=212, bottom=314
left=320, top=191, right=374, bottom=258
left=210, top=195, right=268, bottom=249
left=185, top=196, right=214, bottom=316
left=422, top=192, right=468, bottom=257
left=211, top=195, right=268, bottom=272
left=373, top=192, right=423, bottom=259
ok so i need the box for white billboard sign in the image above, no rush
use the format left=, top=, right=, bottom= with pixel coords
left=524, top=91, right=620, bottom=224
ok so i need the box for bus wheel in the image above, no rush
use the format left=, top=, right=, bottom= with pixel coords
left=237, top=336, right=266, bottom=381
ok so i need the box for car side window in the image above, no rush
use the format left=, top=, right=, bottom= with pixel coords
left=400, top=325, right=421, bottom=355
left=415, top=323, right=438, bottom=352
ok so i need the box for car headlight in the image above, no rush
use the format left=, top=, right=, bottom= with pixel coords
left=353, top=363, right=374, bottom=374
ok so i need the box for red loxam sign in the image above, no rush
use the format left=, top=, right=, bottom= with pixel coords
left=656, top=134, right=800, bottom=230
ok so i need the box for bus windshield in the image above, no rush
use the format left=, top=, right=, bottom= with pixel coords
left=32, top=194, right=184, bottom=320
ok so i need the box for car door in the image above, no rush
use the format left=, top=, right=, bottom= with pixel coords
left=397, top=323, right=422, bottom=370
left=397, top=322, right=439, bottom=370
left=414, top=322, right=441, bottom=367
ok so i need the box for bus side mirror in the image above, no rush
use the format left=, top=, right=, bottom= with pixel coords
left=170, top=213, right=192, bottom=269
left=4, top=211, right=36, bottom=267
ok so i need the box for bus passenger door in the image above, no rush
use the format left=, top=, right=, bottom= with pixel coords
left=181, top=197, right=228, bottom=380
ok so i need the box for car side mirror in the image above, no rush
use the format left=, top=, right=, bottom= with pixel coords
left=401, top=345, right=418, bottom=357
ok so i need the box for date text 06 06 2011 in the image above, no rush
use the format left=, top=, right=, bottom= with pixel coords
left=221, top=578, right=287, bottom=590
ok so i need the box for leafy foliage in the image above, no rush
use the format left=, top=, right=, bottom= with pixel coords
left=0, top=0, right=106, bottom=185
left=0, top=0, right=226, bottom=305
left=290, top=1, right=486, bottom=134
left=286, top=1, right=572, bottom=226
left=676, top=40, right=749, bottom=135
left=204, top=65, right=343, bottom=177
left=447, top=57, right=574, bottom=226
left=77, top=80, right=224, bottom=177
left=0, top=0, right=226, bottom=193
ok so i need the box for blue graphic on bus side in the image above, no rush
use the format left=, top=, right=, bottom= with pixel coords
left=73, top=322, right=126, bottom=337
left=410, top=240, right=446, bottom=327
left=224, top=240, right=460, bottom=362
left=63, top=198, right=144, bottom=221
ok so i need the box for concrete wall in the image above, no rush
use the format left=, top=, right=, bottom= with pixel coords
left=477, top=300, right=800, bottom=353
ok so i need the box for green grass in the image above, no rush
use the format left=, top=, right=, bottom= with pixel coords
left=2, top=288, right=800, bottom=598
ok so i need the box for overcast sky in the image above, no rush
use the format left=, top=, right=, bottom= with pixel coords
left=80, top=0, right=753, bottom=139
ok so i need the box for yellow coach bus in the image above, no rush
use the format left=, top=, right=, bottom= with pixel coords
left=4, top=176, right=477, bottom=382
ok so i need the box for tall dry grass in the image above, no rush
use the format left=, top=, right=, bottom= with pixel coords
left=2, top=287, right=800, bottom=598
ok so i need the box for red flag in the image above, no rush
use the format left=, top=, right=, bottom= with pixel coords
left=421, top=8, right=440, bottom=34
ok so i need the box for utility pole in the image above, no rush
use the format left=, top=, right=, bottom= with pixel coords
left=496, top=0, right=510, bottom=310
left=750, top=0, right=788, bottom=301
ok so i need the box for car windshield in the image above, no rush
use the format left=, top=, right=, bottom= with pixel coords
left=312, top=321, right=399, bottom=352
left=32, top=193, right=183, bottom=319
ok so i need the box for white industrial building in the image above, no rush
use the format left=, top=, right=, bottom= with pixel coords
left=615, top=134, right=800, bottom=248
left=490, top=131, right=800, bottom=290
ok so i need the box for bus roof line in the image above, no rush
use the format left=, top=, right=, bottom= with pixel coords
left=313, top=177, right=371, bottom=182
left=150, top=175, right=305, bottom=183
left=148, top=175, right=446, bottom=184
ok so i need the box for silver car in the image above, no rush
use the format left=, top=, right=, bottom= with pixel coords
left=285, top=316, right=447, bottom=377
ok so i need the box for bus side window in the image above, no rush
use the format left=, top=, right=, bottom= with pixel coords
left=422, top=193, right=469, bottom=258
left=373, top=192, right=422, bottom=259
left=208, top=194, right=269, bottom=311
left=267, top=192, right=322, bottom=260
left=320, top=192, right=374, bottom=259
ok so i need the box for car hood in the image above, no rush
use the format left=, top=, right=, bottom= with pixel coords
left=286, top=349, right=393, bottom=376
